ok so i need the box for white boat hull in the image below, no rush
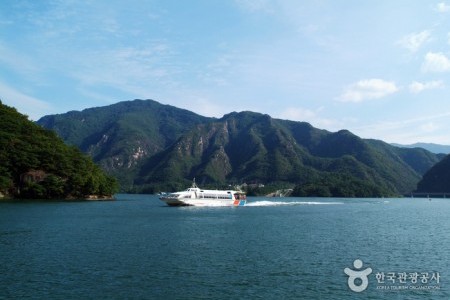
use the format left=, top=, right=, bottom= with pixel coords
left=159, top=181, right=246, bottom=207
left=160, top=197, right=246, bottom=207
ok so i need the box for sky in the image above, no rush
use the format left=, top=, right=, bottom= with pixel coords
left=1, top=0, right=450, bottom=144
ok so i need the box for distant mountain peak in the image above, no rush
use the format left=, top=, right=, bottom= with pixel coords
left=392, top=142, right=450, bottom=154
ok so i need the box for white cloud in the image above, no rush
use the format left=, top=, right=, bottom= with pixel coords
left=397, top=30, right=431, bottom=52
left=338, top=79, right=399, bottom=103
left=72, top=44, right=177, bottom=98
left=436, top=2, right=450, bottom=12
left=420, top=121, right=439, bottom=133
left=277, top=107, right=337, bottom=129
left=280, top=107, right=316, bottom=120
left=179, top=96, right=224, bottom=118
left=421, top=52, right=450, bottom=72
left=234, top=0, right=274, bottom=13
left=351, top=111, right=450, bottom=144
left=161, top=88, right=236, bottom=118
left=0, top=82, right=53, bottom=120
left=409, top=80, right=444, bottom=93
left=0, top=42, right=41, bottom=81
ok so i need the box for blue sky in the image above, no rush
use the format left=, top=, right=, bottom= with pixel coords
left=1, top=0, right=450, bottom=144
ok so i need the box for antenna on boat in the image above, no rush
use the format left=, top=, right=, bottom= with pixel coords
left=192, top=178, right=198, bottom=188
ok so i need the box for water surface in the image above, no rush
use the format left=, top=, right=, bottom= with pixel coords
left=1, top=196, right=448, bottom=299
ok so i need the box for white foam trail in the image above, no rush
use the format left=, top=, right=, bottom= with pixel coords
left=246, top=201, right=344, bottom=207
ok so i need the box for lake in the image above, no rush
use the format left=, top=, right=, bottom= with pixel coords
left=1, top=195, right=449, bottom=299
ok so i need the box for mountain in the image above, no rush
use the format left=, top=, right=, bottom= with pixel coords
left=37, top=99, right=443, bottom=196
left=391, top=143, right=450, bottom=154
left=135, top=111, right=440, bottom=195
left=0, top=101, right=118, bottom=199
left=37, top=99, right=209, bottom=189
left=416, top=154, right=450, bottom=193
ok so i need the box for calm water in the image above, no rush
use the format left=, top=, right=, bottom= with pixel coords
left=1, top=195, right=449, bottom=299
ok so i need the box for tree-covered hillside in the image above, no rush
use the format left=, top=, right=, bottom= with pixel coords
left=416, top=155, right=450, bottom=193
left=135, top=111, right=440, bottom=196
left=0, top=101, right=118, bottom=199
left=37, top=99, right=209, bottom=189
left=37, top=99, right=443, bottom=197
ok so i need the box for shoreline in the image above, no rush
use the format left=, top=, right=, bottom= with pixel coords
left=0, top=194, right=115, bottom=202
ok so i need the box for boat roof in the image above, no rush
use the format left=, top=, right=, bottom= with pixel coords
left=185, top=188, right=243, bottom=193
left=184, top=179, right=245, bottom=194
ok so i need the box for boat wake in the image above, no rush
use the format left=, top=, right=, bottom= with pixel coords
left=246, top=200, right=344, bottom=207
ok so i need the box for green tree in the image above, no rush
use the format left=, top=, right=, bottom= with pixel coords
left=0, top=102, right=119, bottom=199
left=41, top=175, right=65, bottom=198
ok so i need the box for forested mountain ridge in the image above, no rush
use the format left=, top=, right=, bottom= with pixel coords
left=416, top=154, right=450, bottom=193
left=37, top=99, right=443, bottom=196
left=0, top=101, right=118, bottom=199
left=37, top=99, right=209, bottom=187
left=136, top=111, right=440, bottom=196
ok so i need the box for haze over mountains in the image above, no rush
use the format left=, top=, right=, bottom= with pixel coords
left=391, top=143, right=450, bottom=154
left=36, top=99, right=449, bottom=196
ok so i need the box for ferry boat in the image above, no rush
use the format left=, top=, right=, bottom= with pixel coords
left=159, top=181, right=246, bottom=207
